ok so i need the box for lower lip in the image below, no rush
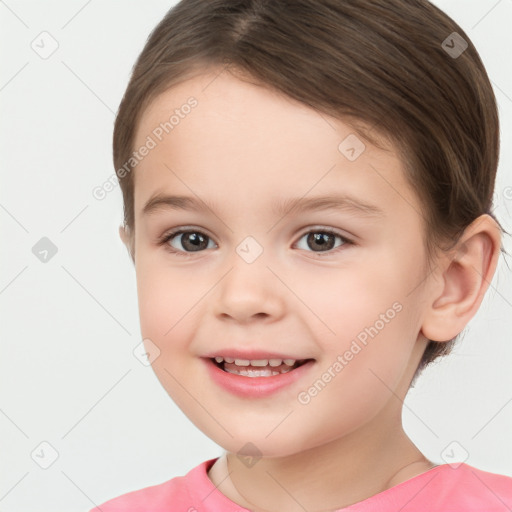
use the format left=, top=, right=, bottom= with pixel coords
left=202, top=358, right=315, bottom=398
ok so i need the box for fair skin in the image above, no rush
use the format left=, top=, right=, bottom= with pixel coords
left=119, top=66, right=501, bottom=511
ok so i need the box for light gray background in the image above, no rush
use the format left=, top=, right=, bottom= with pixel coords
left=1, top=1, right=511, bottom=511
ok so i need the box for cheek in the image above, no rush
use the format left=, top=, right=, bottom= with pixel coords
left=291, top=308, right=419, bottom=450
left=289, top=257, right=413, bottom=349
left=135, top=258, right=203, bottom=349
left=297, top=252, right=422, bottom=390
left=134, top=262, right=204, bottom=413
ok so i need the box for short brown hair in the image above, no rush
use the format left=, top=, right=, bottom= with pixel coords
left=113, top=0, right=505, bottom=381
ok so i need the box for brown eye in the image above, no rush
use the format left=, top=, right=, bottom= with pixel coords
left=161, top=230, right=216, bottom=254
left=295, top=229, right=351, bottom=254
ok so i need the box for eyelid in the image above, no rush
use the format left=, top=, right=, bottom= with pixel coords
left=158, top=225, right=215, bottom=242
left=158, top=225, right=355, bottom=256
left=293, top=226, right=354, bottom=255
left=295, top=225, right=353, bottom=242
left=157, top=226, right=217, bottom=257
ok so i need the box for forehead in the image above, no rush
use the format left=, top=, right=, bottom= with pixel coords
left=135, top=67, right=357, bottom=158
left=132, top=68, right=420, bottom=225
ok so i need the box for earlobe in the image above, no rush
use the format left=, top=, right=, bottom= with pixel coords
left=420, top=214, right=501, bottom=342
left=119, top=224, right=129, bottom=246
left=119, top=223, right=135, bottom=262
left=119, top=224, right=126, bottom=245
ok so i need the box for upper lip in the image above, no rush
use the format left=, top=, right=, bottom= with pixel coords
left=203, top=349, right=313, bottom=361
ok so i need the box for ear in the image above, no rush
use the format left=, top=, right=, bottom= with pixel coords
left=421, top=214, right=501, bottom=342
left=119, top=223, right=135, bottom=263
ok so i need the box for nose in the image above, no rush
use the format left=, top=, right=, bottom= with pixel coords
left=212, top=250, right=286, bottom=324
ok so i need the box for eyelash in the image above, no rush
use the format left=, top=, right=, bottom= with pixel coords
left=157, top=226, right=354, bottom=258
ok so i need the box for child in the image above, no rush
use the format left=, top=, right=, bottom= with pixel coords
left=92, top=0, right=512, bottom=510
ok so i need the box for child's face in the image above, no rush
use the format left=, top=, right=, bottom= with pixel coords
left=128, top=67, right=436, bottom=457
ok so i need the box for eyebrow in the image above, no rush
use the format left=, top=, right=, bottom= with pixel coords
left=142, top=193, right=384, bottom=218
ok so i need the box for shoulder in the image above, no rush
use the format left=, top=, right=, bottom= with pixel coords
left=422, top=463, right=512, bottom=511
left=354, top=463, right=512, bottom=512
left=88, top=458, right=216, bottom=512
left=88, top=475, right=190, bottom=512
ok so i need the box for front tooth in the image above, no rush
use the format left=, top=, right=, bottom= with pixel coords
left=234, top=358, right=250, bottom=366
left=269, top=359, right=283, bottom=367
left=250, top=359, right=269, bottom=367
left=283, top=359, right=296, bottom=366
left=215, top=356, right=224, bottom=363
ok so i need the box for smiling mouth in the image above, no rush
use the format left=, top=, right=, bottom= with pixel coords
left=210, top=357, right=313, bottom=377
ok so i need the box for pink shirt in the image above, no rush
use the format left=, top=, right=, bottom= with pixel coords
left=90, top=457, right=512, bottom=511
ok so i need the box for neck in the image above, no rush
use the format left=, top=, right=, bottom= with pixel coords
left=209, top=402, right=434, bottom=511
